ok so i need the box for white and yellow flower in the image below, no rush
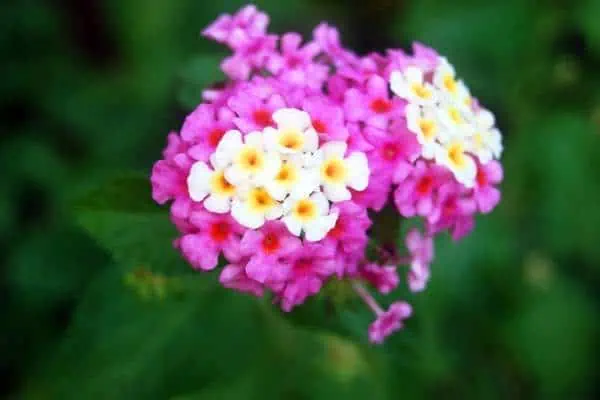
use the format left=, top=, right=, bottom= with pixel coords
left=213, top=129, right=281, bottom=187
left=405, top=104, right=444, bottom=159
left=466, top=110, right=503, bottom=163
left=187, top=161, right=236, bottom=213
left=315, top=141, right=369, bottom=202
left=282, top=192, right=339, bottom=242
left=263, top=158, right=320, bottom=201
left=435, top=140, right=477, bottom=188
left=264, top=108, right=319, bottom=155
left=436, top=100, right=475, bottom=137
left=231, top=187, right=282, bottom=229
left=390, top=67, right=436, bottom=105
left=433, top=58, right=470, bottom=105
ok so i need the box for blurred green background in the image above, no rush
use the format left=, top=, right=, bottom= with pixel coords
left=2, top=0, right=600, bottom=398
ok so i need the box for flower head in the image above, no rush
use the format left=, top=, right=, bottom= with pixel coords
left=151, top=5, right=505, bottom=345
left=369, top=301, right=412, bottom=344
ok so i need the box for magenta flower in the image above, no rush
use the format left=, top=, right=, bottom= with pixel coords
left=394, top=160, right=450, bottom=219
left=202, top=5, right=269, bottom=48
left=365, top=122, right=420, bottom=185
left=345, top=123, right=374, bottom=153
left=368, top=301, right=412, bottom=344
left=405, top=229, right=434, bottom=292
left=472, top=160, right=503, bottom=213
left=427, top=183, right=477, bottom=240
left=385, top=42, right=440, bottom=77
left=276, top=243, right=337, bottom=312
left=150, top=133, right=191, bottom=205
left=312, top=23, right=358, bottom=68
left=266, top=32, right=329, bottom=90
left=220, top=263, right=264, bottom=297
left=302, top=97, right=349, bottom=143
left=240, top=221, right=301, bottom=283
left=227, top=89, right=286, bottom=133
left=180, top=104, right=235, bottom=161
left=360, top=263, right=400, bottom=294
left=222, top=36, right=278, bottom=80
left=180, top=210, right=243, bottom=271
left=344, top=75, right=401, bottom=130
left=324, top=201, right=370, bottom=255
left=349, top=167, right=390, bottom=212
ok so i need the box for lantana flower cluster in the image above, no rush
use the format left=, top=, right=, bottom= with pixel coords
left=151, top=5, right=504, bottom=344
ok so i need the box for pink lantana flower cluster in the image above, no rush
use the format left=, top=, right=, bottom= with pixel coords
left=150, top=5, right=504, bottom=344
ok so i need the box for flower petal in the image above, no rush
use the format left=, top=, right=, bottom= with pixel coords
left=231, top=199, right=265, bottom=229
left=320, top=141, right=347, bottom=158
left=204, top=194, right=231, bottom=214
left=323, top=183, right=351, bottom=202
left=187, top=161, right=212, bottom=201
left=282, top=215, right=302, bottom=236
left=273, top=108, right=311, bottom=131
left=345, top=152, right=369, bottom=191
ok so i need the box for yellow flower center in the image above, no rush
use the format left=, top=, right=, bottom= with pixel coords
left=448, top=107, right=463, bottom=125
left=278, top=130, right=305, bottom=151
left=473, top=133, right=484, bottom=149
left=292, top=199, right=317, bottom=222
left=236, top=146, right=265, bottom=173
left=419, top=119, right=437, bottom=140
left=210, top=171, right=236, bottom=196
left=248, top=188, right=276, bottom=213
left=321, top=158, right=348, bottom=184
left=448, top=143, right=466, bottom=169
left=411, top=83, right=432, bottom=100
left=275, top=163, right=298, bottom=186
left=443, top=74, right=457, bottom=93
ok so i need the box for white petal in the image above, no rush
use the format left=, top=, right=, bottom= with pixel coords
left=263, top=127, right=279, bottom=152
left=257, top=152, right=282, bottom=183
left=215, top=129, right=243, bottom=154
left=187, top=162, right=212, bottom=202
left=303, top=128, right=319, bottom=152
left=323, top=183, right=351, bottom=202
left=214, top=130, right=243, bottom=166
left=310, top=192, right=330, bottom=215
left=389, top=70, right=405, bottom=96
left=265, top=203, right=283, bottom=220
left=405, top=104, right=422, bottom=133
left=455, top=155, right=477, bottom=188
left=320, top=141, right=347, bottom=158
left=476, top=110, right=495, bottom=129
left=345, top=152, right=369, bottom=191
left=304, top=211, right=339, bottom=242
left=282, top=215, right=302, bottom=236
left=290, top=168, right=320, bottom=199
left=273, top=108, right=310, bottom=131
left=225, top=164, right=249, bottom=186
left=209, top=153, right=226, bottom=170
left=404, top=66, right=424, bottom=84
left=300, top=150, right=322, bottom=168
left=265, top=181, right=287, bottom=201
left=231, top=199, right=265, bottom=229
left=244, top=131, right=264, bottom=149
left=421, top=142, right=439, bottom=160
left=204, top=194, right=231, bottom=214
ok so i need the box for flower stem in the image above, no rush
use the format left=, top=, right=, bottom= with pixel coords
left=352, top=281, right=383, bottom=315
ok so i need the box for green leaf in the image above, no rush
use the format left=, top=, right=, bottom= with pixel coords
left=73, top=172, right=187, bottom=274
left=20, top=266, right=275, bottom=399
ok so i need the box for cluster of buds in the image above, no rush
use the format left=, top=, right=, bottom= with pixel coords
left=151, top=5, right=503, bottom=343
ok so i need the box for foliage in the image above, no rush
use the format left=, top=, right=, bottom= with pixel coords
left=2, top=0, right=600, bottom=398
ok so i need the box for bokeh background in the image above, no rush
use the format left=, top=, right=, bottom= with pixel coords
left=2, top=0, right=600, bottom=398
